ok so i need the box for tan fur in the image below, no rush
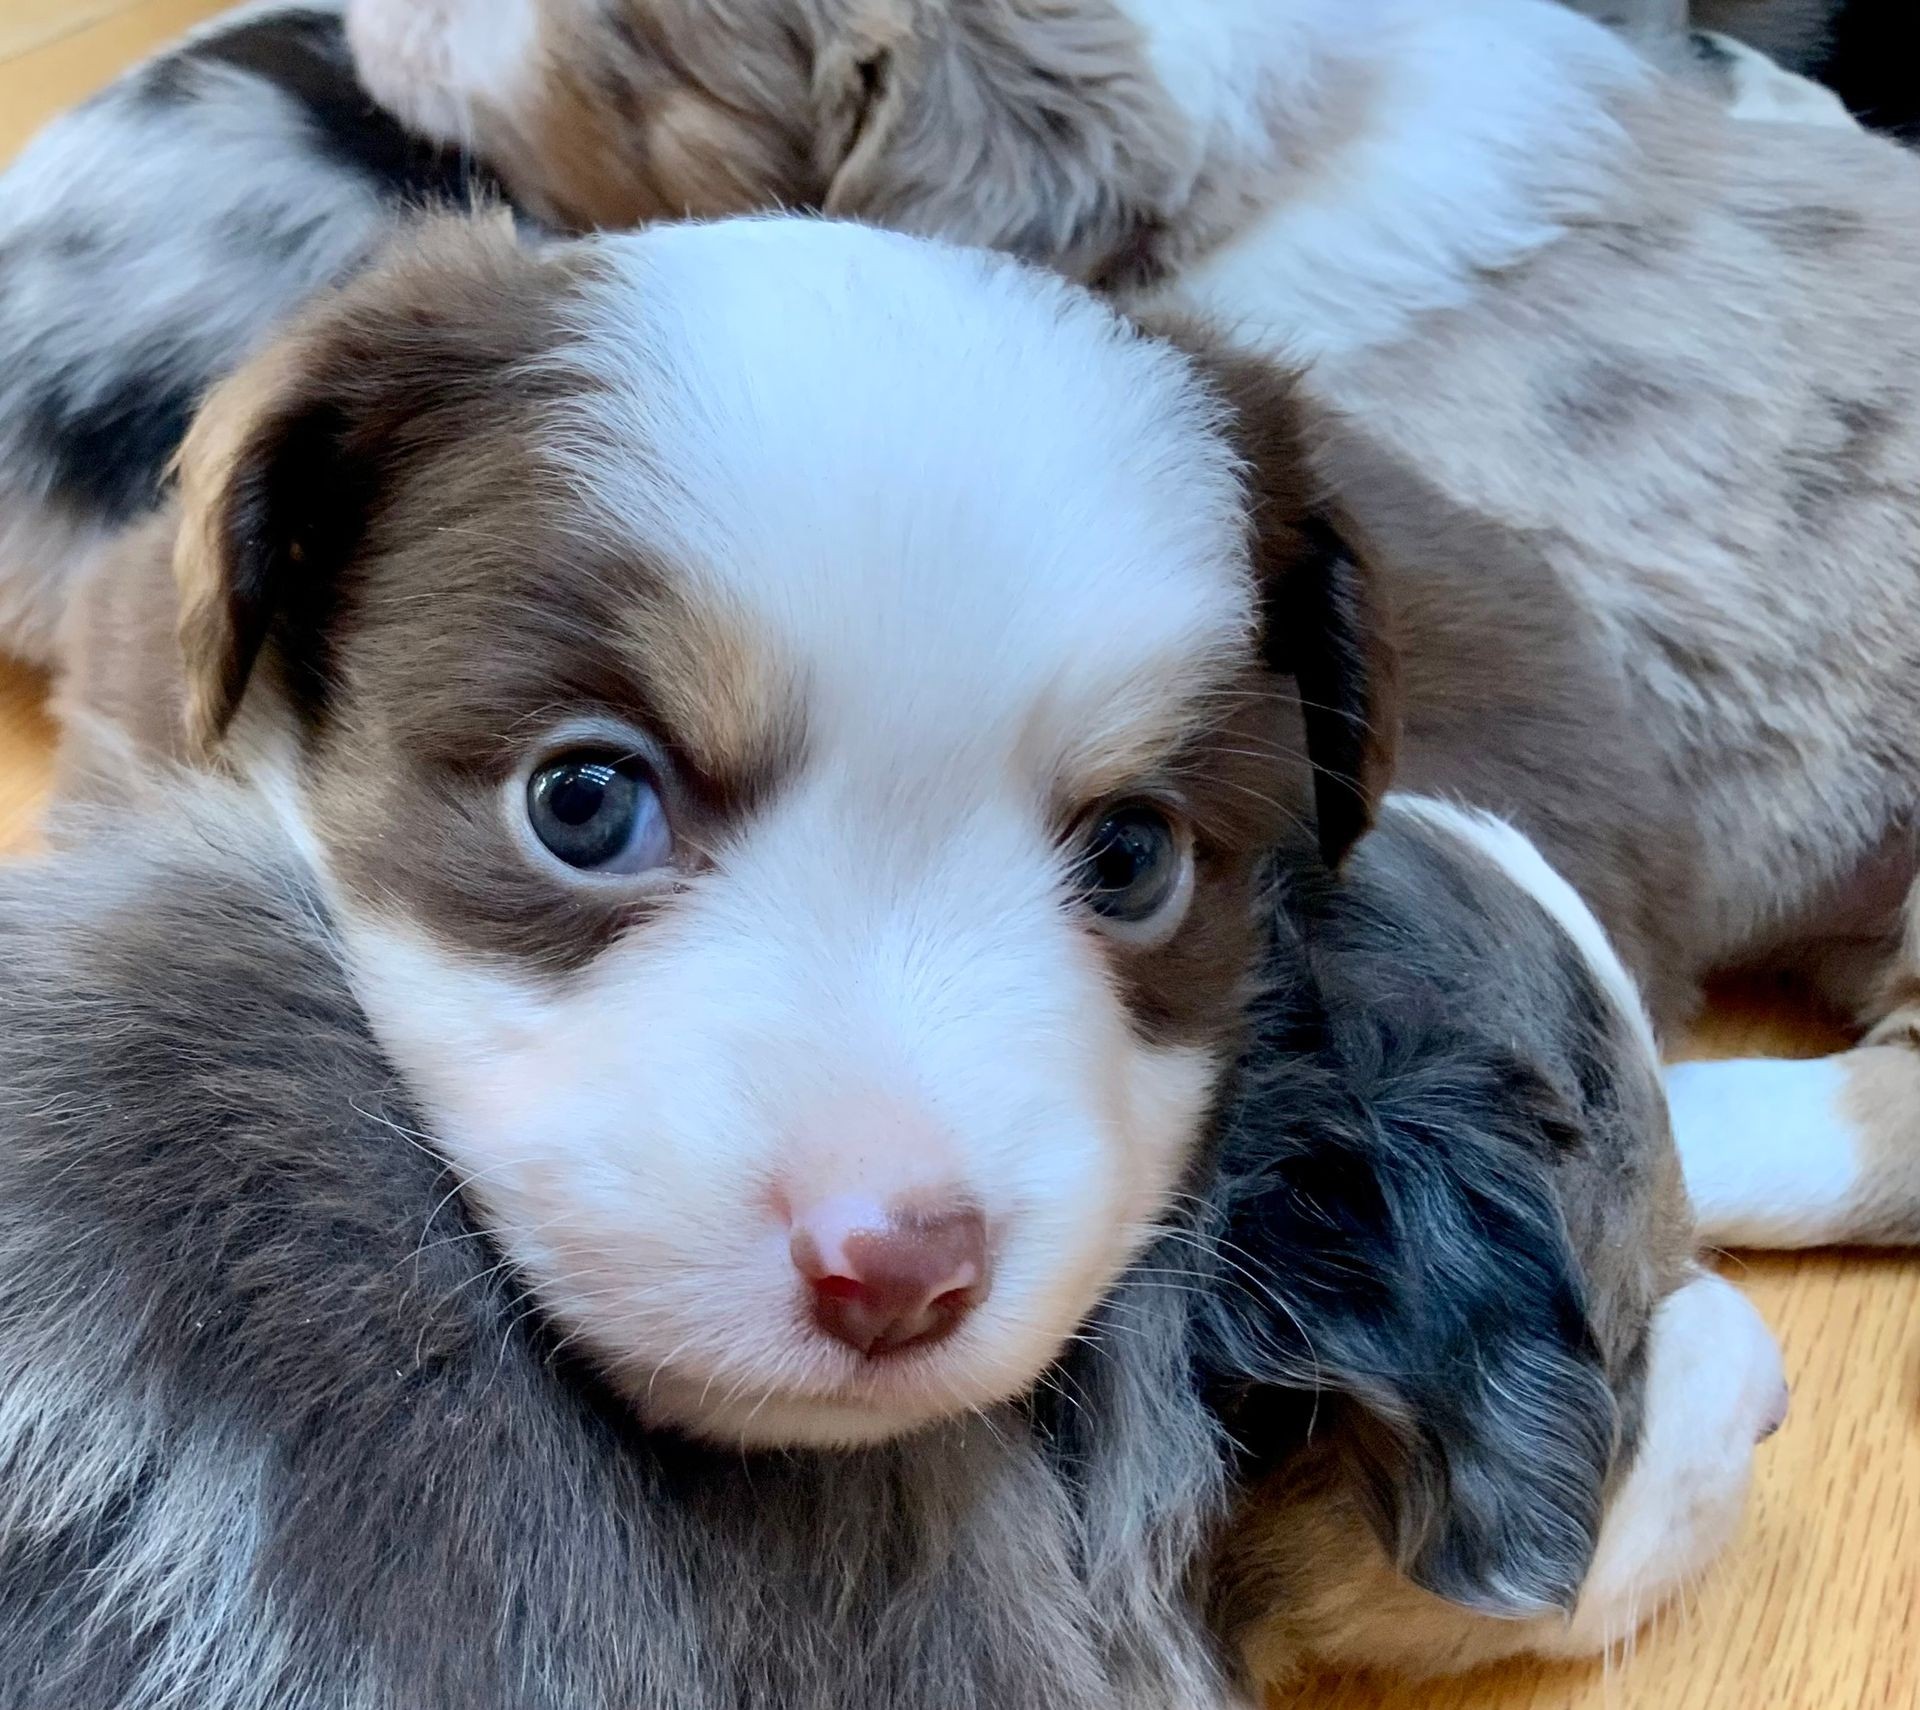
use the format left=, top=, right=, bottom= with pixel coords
left=1226, top=1459, right=1606, bottom=1684
left=49, top=510, right=191, bottom=794
left=173, top=338, right=317, bottom=756
left=346, top=0, right=1189, bottom=273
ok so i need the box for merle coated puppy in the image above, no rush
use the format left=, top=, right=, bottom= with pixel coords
left=0, top=1, right=503, bottom=663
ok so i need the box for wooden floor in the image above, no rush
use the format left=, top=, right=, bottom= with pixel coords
left=1, top=5, right=1915, bottom=1706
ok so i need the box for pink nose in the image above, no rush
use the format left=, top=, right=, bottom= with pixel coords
left=790, top=1200, right=991, bottom=1358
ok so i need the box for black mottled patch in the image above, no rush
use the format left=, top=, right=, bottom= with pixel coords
left=49, top=228, right=105, bottom=265
left=1833, top=394, right=1897, bottom=468
left=21, top=367, right=199, bottom=524
left=213, top=207, right=343, bottom=271
left=136, top=8, right=500, bottom=207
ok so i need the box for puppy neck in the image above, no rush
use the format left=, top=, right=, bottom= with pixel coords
left=1127, top=0, right=1652, bottom=363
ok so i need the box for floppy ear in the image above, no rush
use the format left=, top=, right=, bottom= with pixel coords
left=1203, top=1040, right=1619, bottom=1617
left=1261, top=516, right=1398, bottom=869
left=174, top=347, right=372, bottom=754
left=173, top=217, right=552, bottom=752
left=1150, top=324, right=1401, bottom=865
left=814, top=0, right=1184, bottom=281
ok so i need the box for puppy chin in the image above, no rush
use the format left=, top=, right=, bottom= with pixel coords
left=638, top=1359, right=994, bottom=1452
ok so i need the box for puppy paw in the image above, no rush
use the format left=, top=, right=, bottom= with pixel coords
left=1665, top=1056, right=1859, bottom=1246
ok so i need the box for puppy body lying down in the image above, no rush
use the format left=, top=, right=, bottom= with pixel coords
left=21, top=215, right=1783, bottom=1694
left=0, top=0, right=510, bottom=668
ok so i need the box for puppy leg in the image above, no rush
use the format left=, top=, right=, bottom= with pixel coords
left=1674, top=875, right=1920, bottom=1247
left=1668, top=1047, right=1920, bottom=1245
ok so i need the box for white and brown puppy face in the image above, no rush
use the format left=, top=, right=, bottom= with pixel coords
left=171, top=216, right=1366, bottom=1449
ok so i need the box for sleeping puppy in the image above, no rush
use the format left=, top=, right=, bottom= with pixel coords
left=27, top=213, right=1784, bottom=1690
left=1216, top=796, right=1787, bottom=1678
left=0, top=0, right=504, bottom=667
left=0, top=0, right=1843, bottom=670
left=338, top=0, right=1920, bottom=1251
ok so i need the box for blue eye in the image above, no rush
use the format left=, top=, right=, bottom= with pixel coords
left=1075, top=804, right=1182, bottom=923
left=527, top=751, right=673, bottom=875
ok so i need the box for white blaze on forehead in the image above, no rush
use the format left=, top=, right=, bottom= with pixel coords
left=544, top=218, right=1257, bottom=780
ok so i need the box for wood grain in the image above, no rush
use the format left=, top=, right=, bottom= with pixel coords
left=2, top=5, right=1916, bottom=1705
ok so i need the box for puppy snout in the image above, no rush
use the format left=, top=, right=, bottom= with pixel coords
left=790, top=1199, right=991, bottom=1357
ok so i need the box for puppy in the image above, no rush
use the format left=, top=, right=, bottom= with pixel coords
left=338, top=0, right=1920, bottom=1250
left=0, top=0, right=503, bottom=667
left=24, top=214, right=1783, bottom=1690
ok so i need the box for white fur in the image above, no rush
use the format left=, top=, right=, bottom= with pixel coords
left=318, top=221, right=1251, bottom=1450
left=1127, top=0, right=1647, bottom=362
left=1107, top=0, right=1318, bottom=207
left=1704, top=31, right=1855, bottom=128
left=0, top=510, right=114, bottom=668
left=1666, top=1056, right=1863, bottom=1245
left=345, top=0, right=539, bottom=149
left=1390, top=794, right=1660, bottom=1061
left=1546, top=1272, right=1786, bottom=1656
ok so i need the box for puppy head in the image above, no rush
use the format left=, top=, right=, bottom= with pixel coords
left=1213, top=803, right=1786, bottom=1677
left=172, top=214, right=1383, bottom=1448
left=343, top=0, right=1188, bottom=276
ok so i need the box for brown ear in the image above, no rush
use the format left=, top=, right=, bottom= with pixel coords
left=815, top=0, right=1185, bottom=281
left=1150, top=322, right=1401, bottom=866
left=173, top=215, right=554, bottom=753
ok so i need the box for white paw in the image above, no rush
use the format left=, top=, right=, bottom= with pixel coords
left=1666, top=1057, right=1859, bottom=1246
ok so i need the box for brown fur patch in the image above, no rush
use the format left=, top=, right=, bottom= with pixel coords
left=173, top=214, right=576, bottom=752
left=1139, top=319, right=1403, bottom=865
left=508, top=1, right=819, bottom=228
left=1091, top=671, right=1308, bottom=1049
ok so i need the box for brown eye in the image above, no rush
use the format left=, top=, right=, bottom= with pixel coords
left=527, top=751, right=672, bottom=875
left=1073, top=804, right=1184, bottom=924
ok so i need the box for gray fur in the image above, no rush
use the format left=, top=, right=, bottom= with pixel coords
left=1565, top=2, right=1838, bottom=68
